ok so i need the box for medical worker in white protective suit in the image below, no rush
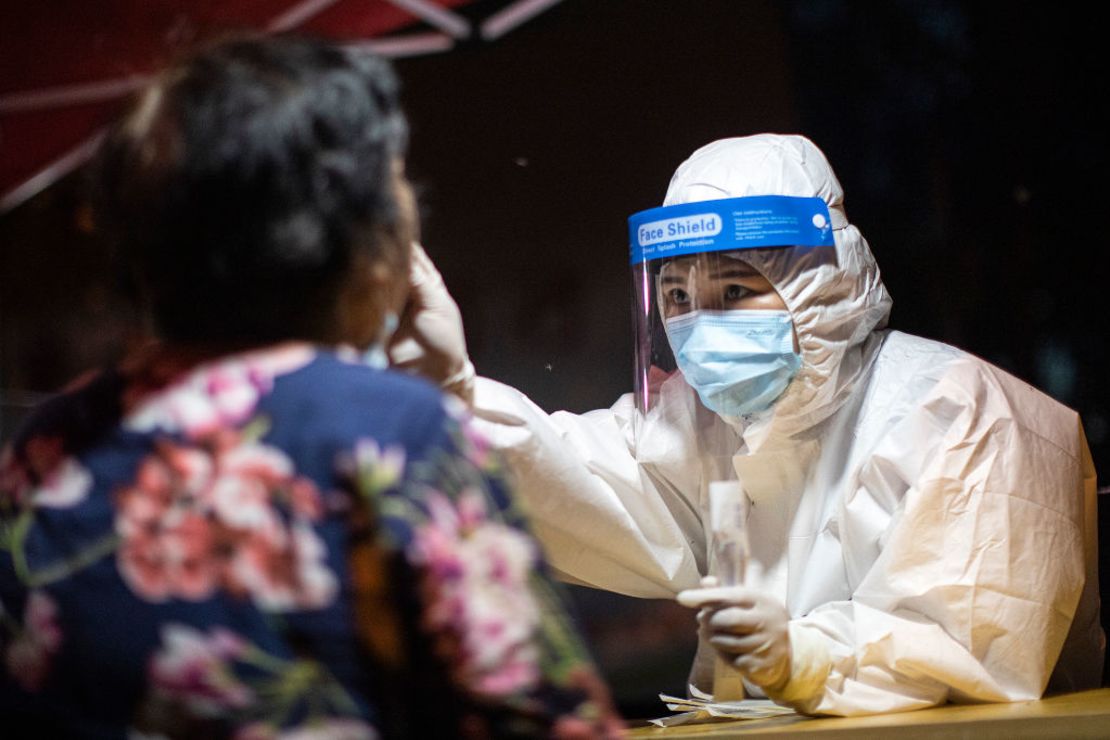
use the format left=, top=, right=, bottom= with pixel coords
left=390, top=134, right=1103, bottom=716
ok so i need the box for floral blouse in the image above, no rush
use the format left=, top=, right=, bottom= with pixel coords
left=0, top=344, right=622, bottom=739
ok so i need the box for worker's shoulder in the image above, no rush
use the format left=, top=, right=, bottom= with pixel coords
left=876, top=330, right=1065, bottom=405
left=870, top=330, right=1081, bottom=446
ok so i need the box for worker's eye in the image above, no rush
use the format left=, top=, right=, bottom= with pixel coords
left=724, top=284, right=750, bottom=301
left=667, top=288, right=691, bottom=305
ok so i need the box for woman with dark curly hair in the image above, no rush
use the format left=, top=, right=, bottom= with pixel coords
left=0, top=35, right=622, bottom=739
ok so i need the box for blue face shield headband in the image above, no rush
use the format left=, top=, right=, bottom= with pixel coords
left=628, top=196, right=834, bottom=417
left=628, top=195, right=835, bottom=265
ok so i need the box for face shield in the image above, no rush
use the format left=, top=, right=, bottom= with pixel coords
left=628, top=196, right=835, bottom=426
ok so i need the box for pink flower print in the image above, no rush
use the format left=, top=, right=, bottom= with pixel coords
left=125, top=377, right=228, bottom=439
left=162, top=511, right=220, bottom=600
left=118, top=527, right=174, bottom=602
left=149, top=624, right=253, bottom=718
left=115, top=435, right=334, bottom=610
left=455, top=488, right=487, bottom=531
left=411, top=491, right=541, bottom=699
left=117, top=504, right=219, bottom=602
left=475, top=656, right=538, bottom=697
left=206, top=366, right=265, bottom=431
left=225, top=521, right=335, bottom=611
left=30, top=457, right=92, bottom=509
left=117, top=447, right=214, bottom=602
left=116, top=457, right=175, bottom=537
left=225, top=520, right=295, bottom=608
left=208, top=469, right=282, bottom=532
left=460, top=419, right=494, bottom=470
left=24, top=592, right=63, bottom=651
left=289, top=478, right=324, bottom=521
left=4, top=591, right=64, bottom=693
left=159, top=443, right=215, bottom=494
left=290, top=523, right=338, bottom=608
left=123, top=346, right=313, bottom=439
left=0, top=446, right=29, bottom=505
left=210, top=443, right=294, bottom=519
left=2, top=437, right=92, bottom=510
left=213, top=442, right=324, bottom=526
left=453, top=522, right=540, bottom=696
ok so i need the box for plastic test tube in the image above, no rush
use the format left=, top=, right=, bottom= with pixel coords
left=707, top=480, right=750, bottom=702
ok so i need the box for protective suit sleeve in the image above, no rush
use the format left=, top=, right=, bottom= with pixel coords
left=771, top=360, right=1092, bottom=716
left=471, top=377, right=704, bottom=597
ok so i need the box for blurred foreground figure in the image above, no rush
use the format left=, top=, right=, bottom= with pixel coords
left=404, top=134, right=1104, bottom=715
left=0, top=36, right=621, bottom=738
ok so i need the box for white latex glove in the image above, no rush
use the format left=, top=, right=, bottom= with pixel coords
left=388, top=243, right=475, bottom=403
left=678, top=577, right=792, bottom=693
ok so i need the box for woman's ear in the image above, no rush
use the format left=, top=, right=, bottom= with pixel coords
left=330, top=164, right=416, bottom=350
left=332, top=249, right=404, bottom=350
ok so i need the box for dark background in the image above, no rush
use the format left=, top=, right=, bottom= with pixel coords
left=2, top=0, right=1108, bottom=714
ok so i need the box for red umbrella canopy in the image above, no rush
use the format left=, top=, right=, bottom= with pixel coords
left=0, top=0, right=526, bottom=212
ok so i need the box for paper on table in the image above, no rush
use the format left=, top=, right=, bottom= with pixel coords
left=649, top=692, right=795, bottom=727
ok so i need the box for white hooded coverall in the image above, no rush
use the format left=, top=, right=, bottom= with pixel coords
left=471, top=135, right=1104, bottom=715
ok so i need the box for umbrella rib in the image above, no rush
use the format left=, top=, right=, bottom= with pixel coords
left=0, top=128, right=107, bottom=214
left=383, top=0, right=471, bottom=38
left=0, top=77, right=149, bottom=114
left=480, top=0, right=563, bottom=40
left=0, top=1, right=342, bottom=112
left=266, top=0, right=346, bottom=32
left=346, top=32, right=455, bottom=59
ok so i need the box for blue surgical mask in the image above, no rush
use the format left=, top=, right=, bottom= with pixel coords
left=664, top=309, right=801, bottom=417
left=363, top=310, right=399, bottom=369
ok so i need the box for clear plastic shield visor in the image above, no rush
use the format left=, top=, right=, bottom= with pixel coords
left=628, top=196, right=834, bottom=421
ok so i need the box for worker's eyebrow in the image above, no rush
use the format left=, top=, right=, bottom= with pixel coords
left=709, top=264, right=760, bottom=279
left=659, top=264, right=760, bottom=284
